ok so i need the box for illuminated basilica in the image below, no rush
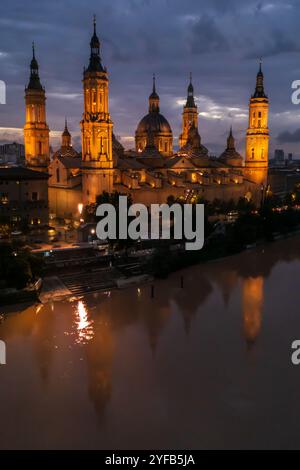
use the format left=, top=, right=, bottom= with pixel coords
left=23, top=19, right=270, bottom=219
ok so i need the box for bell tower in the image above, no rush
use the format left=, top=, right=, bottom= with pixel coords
left=179, top=74, right=199, bottom=148
left=24, top=43, right=50, bottom=171
left=245, top=60, right=269, bottom=185
left=81, top=16, right=114, bottom=204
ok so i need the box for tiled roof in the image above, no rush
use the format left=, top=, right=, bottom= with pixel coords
left=0, top=165, right=49, bottom=180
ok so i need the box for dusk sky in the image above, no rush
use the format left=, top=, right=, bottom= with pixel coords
left=1, top=0, right=300, bottom=157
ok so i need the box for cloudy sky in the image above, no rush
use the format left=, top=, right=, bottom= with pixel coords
left=1, top=0, right=300, bottom=157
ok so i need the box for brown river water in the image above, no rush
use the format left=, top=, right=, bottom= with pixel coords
left=1, top=236, right=300, bottom=449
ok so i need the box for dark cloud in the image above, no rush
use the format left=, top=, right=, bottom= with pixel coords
left=0, top=0, right=299, bottom=156
left=188, top=15, right=228, bottom=54
left=277, top=128, right=300, bottom=143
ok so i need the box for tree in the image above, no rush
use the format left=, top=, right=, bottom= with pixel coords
left=83, top=191, right=134, bottom=253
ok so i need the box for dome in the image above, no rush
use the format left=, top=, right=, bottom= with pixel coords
left=52, top=146, right=79, bottom=160
left=136, top=112, right=172, bottom=134
left=219, top=127, right=243, bottom=166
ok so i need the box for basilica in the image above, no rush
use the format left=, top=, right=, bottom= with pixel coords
left=23, top=19, right=269, bottom=221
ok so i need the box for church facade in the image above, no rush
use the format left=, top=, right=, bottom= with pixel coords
left=24, top=20, right=270, bottom=220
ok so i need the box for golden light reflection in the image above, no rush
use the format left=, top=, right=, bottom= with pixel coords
left=242, top=276, right=264, bottom=346
left=75, top=300, right=94, bottom=344
left=35, top=304, right=43, bottom=315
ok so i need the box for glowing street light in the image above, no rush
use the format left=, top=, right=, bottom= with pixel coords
left=78, top=203, right=83, bottom=215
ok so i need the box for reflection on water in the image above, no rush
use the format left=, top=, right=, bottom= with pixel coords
left=242, top=277, right=263, bottom=346
left=1, top=236, right=300, bottom=449
left=74, top=300, right=94, bottom=344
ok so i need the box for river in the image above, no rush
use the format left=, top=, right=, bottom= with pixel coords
left=0, top=237, right=300, bottom=449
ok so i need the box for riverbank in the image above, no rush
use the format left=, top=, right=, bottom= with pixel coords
left=1, top=228, right=299, bottom=311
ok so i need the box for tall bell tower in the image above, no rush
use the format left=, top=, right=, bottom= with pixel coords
left=81, top=16, right=114, bottom=205
left=245, top=60, right=269, bottom=185
left=179, top=74, right=199, bottom=148
left=24, top=43, right=50, bottom=171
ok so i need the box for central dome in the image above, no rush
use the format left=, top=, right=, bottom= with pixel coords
left=136, top=112, right=172, bottom=134
left=135, top=76, right=173, bottom=156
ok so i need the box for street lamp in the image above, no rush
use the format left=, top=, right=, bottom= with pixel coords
left=78, top=203, right=83, bottom=215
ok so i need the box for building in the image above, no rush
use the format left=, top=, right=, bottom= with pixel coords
left=0, top=142, right=25, bottom=165
left=0, top=43, right=50, bottom=237
left=19, top=19, right=272, bottom=222
left=274, top=149, right=285, bottom=164
left=135, top=75, right=173, bottom=156
left=0, top=166, right=49, bottom=229
left=48, top=120, right=82, bottom=219
left=244, top=60, right=269, bottom=186
left=24, top=43, right=50, bottom=172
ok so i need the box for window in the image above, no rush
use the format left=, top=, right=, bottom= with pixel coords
left=38, top=141, right=42, bottom=154
left=32, top=192, right=38, bottom=201
left=261, top=148, right=264, bottom=159
left=258, top=120, right=261, bottom=127
left=165, top=142, right=168, bottom=152
left=251, top=148, right=255, bottom=159
left=1, top=193, right=8, bottom=204
left=258, top=112, right=261, bottom=118
left=92, top=90, right=96, bottom=112
left=56, top=168, right=60, bottom=183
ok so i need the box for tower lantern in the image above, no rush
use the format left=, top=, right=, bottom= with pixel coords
left=62, top=118, right=72, bottom=148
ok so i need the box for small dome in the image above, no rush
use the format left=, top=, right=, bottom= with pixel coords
left=136, top=112, right=172, bottom=134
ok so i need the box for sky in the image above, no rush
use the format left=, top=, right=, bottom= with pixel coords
left=1, top=0, right=300, bottom=157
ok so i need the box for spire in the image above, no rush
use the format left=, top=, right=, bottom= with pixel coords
left=149, top=73, right=160, bottom=112
left=227, top=126, right=235, bottom=150
left=62, top=118, right=71, bottom=147
left=253, top=58, right=267, bottom=98
left=93, top=13, right=96, bottom=34
left=27, top=42, right=43, bottom=90
left=87, top=15, right=105, bottom=73
left=152, top=73, right=156, bottom=94
left=185, top=72, right=196, bottom=108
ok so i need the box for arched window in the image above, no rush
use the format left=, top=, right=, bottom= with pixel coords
left=261, top=148, right=264, bottom=159
left=92, top=90, right=96, bottom=112
left=251, top=148, right=255, bottom=159
left=56, top=168, right=60, bottom=183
